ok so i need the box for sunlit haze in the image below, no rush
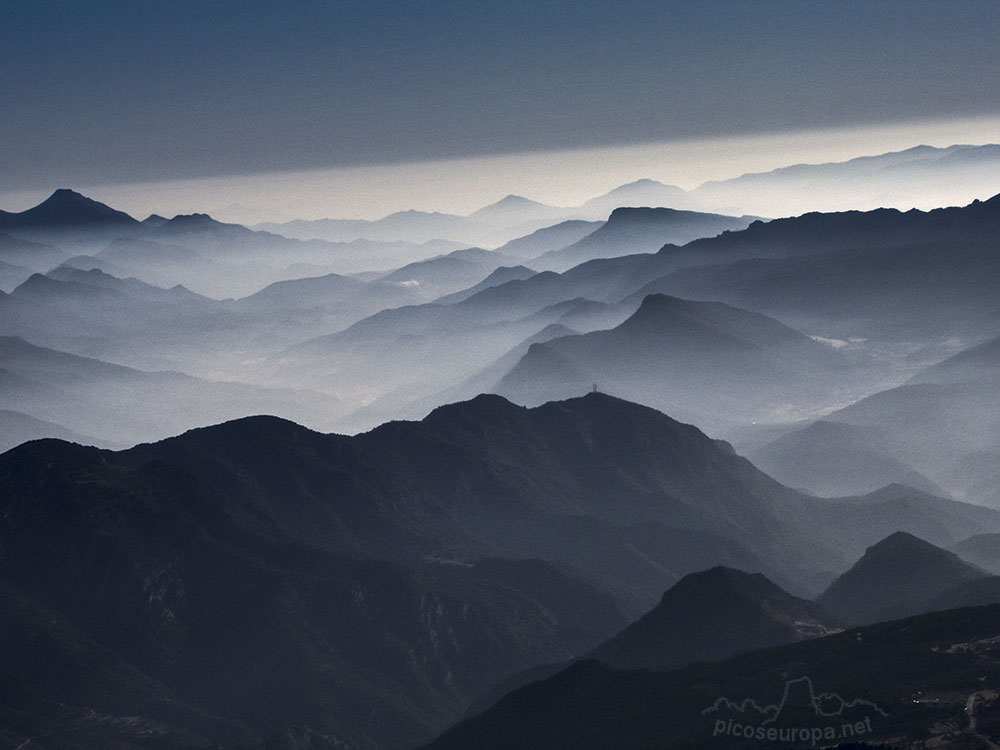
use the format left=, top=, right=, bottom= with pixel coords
left=5, top=3, right=1000, bottom=746
left=1, top=115, right=998, bottom=225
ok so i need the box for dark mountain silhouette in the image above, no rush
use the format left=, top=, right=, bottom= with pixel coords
left=749, top=420, right=941, bottom=497
left=817, top=532, right=990, bottom=625
left=468, top=565, right=840, bottom=718
left=316, top=393, right=823, bottom=594
left=0, top=577, right=262, bottom=748
left=590, top=567, right=838, bottom=670
left=531, top=206, right=756, bottom=272
left=422, top=602, right=1000, bottom=750
left=3, top=394, right=999, bottom=747
left=637, top=192, right=1000, bottom=341
left=310, top=395, right=1000, bottom=593
left=0, top=188, right=138, bottom=231
left=0, top=434, right=628, bottom=748
left=497, top=294, right=853, bottom=432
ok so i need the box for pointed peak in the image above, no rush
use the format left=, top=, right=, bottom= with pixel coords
left=866, top=530, right=936, bottom=555
left=470, top=194, right=552, bottom=218
left=41, top=189, right=111, bottom=211
left=9, top=189, right=138, bottom=227
left=495, top=194, right=538, bottom=205
left=47, top=188, right=86, bottom=200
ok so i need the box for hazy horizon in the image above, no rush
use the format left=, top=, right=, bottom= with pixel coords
left=4, top=0, right=999, bottom=224
left=2, top=117, right=999, bottom=225
left=5, top=4, right=1000, bottom=745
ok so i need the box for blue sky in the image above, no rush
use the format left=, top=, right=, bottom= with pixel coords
left=3, top=0, right=999, bottom=218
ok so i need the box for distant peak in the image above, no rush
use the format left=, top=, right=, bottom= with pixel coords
left=163, top=213, right=223, bottom=228
left=602, top=179, right=685, bottom=195
left=619, top=178, right=666, bottom=188
left=13, top=189, right=138, bottom=226
left=867, top=530, right=929, bottom=552
left=49, top=188, right=85, bottom=200
left=470, top=194, right=549, bottom=216
left=42, top=189, right=111, bottom=210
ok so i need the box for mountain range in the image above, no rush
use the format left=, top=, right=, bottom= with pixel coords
left=2, top=181, right=999, bottom=508
left=422, top=600, right=1000, bottom=750
left=496, top=293, right=855, bottom=432
left=2, top=144, right=999, bottom=749
left=256, top=144, right=1000, bottom=245
left=3, top=394, right=1000, bottom=748
left=747, top=420, right=942, bottom=497
left=424, top=529, right=1000, bottom=750
left=526, top=206, right=756, bottom=272
left=817, top=531, right=992, bottom=625
left=589, top=566, right=839, bottom=670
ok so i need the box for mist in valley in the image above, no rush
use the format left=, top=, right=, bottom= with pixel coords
left=4, top=2, right=1000, bottom=745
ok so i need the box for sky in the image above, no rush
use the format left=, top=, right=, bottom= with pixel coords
left=3, top=0, right=1000, bottom=221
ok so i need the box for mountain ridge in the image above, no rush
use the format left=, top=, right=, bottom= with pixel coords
left=817, top=531, right=991, bottom=625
